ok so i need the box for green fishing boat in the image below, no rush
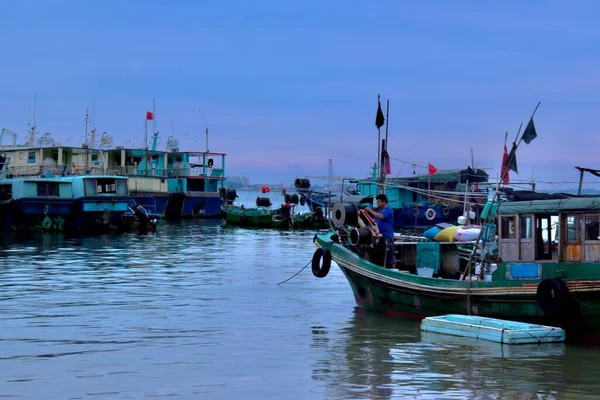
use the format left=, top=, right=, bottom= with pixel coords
left=221, top=204, right=276, bottom=227
left=311, top=197, right=600, bottom=340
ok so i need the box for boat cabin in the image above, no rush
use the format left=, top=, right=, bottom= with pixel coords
left=497, top=197, right=600, bottom=265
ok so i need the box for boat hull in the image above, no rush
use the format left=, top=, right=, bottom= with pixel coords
left=315, top=232, right=600, bottom=339
left=0, top=196, right=134, bottom=232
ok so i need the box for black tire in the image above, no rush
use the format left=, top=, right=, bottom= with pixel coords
left=312, top=248, right=332, bottom=278
left=537, top=277, right=568, bottom=315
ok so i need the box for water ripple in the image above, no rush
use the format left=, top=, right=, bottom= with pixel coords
left=1, top=218, right=600, bottom=398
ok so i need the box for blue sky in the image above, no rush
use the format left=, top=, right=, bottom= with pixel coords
left=1, top=1, right=599, bottom=190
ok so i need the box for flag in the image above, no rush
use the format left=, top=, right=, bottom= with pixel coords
left=505, top=143, right=518, bottom=174
left=146, top=111, right=154, bottom=120
left=521, top=118, right=537, bottom=144
left=501, top=144, right=510, bottom=184
left=382, top=149, right=391, bottom=175
left=375, top=101, right=385, bottom=129
left=428, top=163, right=437, bottom=175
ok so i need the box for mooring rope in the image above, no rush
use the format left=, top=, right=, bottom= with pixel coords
left=277, top=260, right=312, bottom=286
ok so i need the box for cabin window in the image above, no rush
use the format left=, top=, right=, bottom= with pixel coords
left=566, top=215, right=582, bottom=242
left=116, top=180, right=128, bottom=196
left=96, top=178, right=116, bottom=194
left=85, top=178, right=98, bottom=195
left=37, top=182, right=59, bottom=196
left=0, top=184, right=12, bottom=200
left=27, top=152, right=36, bottom=163
left=520, top=216, right=533, bottom=239
left=585, top=215, right=600, bottom=241
left=187, top=179, right=205, bottom=192
left=501, top=216, right=516, bottom=239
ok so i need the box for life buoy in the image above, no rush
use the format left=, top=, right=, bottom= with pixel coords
left=442, top=206, right=450, bottom=217
left=425, top=208, right=436, bottom=221
left=312, top=247, right=332, bottom=278
left=537, top=277, right=569, bottom=315
left=412, top=206, right=419, bottom=217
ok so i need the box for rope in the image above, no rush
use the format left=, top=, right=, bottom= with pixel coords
left=277, top=260, right=311, bottom=285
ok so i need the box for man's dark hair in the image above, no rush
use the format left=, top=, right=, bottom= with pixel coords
left=376, top=194, right=388, bottom=203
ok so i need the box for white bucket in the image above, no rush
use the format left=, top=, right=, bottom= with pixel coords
left=417, top=267, right=434, bottom=278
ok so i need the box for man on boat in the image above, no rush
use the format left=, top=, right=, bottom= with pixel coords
left=363, top=194, right=396, bottom=269
left=281, top=197, right=293, bottom=228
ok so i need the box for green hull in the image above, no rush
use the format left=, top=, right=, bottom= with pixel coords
left=222, top=206, right=328, bottom=229
left=222, top=206, right=275, bottom=227
left=314, top=232, right=600, bottom=338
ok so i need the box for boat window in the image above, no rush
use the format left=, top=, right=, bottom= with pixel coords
left=96, top=178, right=116, bottom=194
left=500, top=216, right=516, bottom=239
left=116, top=180, right=128, bottom=196
left=27, top=152, right=36, bottom=163
left=520, top=216, right=532, bottom=239
left=585, top=215, right=600, bottom=241
left=85, top=178, right=98, bottom=195
left=566, top=215, right=582, bottom=242
left=0, top=184, right=12, bottom=200
left=37, top=182, right=59, bottom=196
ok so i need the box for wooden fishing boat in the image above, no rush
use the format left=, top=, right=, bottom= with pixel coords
left=221, top=204, right=276, bottom=227
left=311, top=196, right=600, bottom=340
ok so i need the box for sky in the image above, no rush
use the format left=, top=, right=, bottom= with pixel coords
left=1, top=1, right=599, bottom=190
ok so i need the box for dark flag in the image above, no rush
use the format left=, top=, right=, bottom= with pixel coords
left=375, top=101, right=385, bottom=129
left=505, top=143, right=518, bottom=174
left=521, top=118, right=537, bottom=144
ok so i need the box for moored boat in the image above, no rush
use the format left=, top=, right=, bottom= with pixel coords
left=311, top=195, right=600, bottom=340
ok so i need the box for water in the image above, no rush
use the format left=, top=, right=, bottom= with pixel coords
left=1, top=219, right=600, bottom=399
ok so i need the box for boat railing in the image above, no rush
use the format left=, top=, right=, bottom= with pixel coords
left=109, top=166, right=225, bottom=179
left=6, top=165, right=226, bottom=179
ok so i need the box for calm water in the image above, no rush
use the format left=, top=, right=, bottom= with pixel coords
left=1, top=215, right=600, bottom=398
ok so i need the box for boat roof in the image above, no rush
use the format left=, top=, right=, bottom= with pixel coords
left=373, top=166, right=489, bottom=184
left=498, top=196, right=600, bottom=215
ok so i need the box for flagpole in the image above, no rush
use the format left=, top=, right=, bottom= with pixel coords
left=144, top=118, right=147, bottom=151
left=376, top=94, right=381, bottom=185
left=382, top=99, right=390, bottom=195
left=502, top=122, right=523, bottom=183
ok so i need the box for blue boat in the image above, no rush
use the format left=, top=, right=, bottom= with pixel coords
left=421, top=314, right=566, bottom=344
left=296, top=167, right=492, bottom=230
left=103, top=147, right=226, bottom=219
left=0, top=173, right=133, bottom=232
left=357, top=166, right=491, bottom=229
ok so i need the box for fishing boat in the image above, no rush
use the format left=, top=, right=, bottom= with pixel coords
left=295, top=167, right=492, bottom=230
left=0, top=172, right=134, bottom=233
left=220, top=189, right=329, bottom=229
left=1, top=107, right=227, bottom=220
left=103, top=145, right=227, bottom=219
left=311, top=195, right=600, bottom=340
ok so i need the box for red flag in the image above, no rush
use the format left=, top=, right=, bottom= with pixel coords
left=146, top=111, right=154, bottom=120
left=382, top=149, right=391, bottom=175
left=428, top=163, right=437, bottom=175
left=501, top=145, right=510, bottom=184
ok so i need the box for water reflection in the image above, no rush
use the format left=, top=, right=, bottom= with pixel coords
left=314, top=308, right=600, bottom=399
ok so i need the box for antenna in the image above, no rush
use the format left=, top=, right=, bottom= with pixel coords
left=328, top=159, right=334, bottom=189
left=153, top=98, right=157, bottom=137
left=33, top=92, right=36, bottom=127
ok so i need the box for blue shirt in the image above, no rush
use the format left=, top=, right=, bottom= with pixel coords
left=375, top=205, right=394, bottom=238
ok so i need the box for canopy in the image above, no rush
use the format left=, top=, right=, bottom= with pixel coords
left=497, top=197, right=600, bottom=215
